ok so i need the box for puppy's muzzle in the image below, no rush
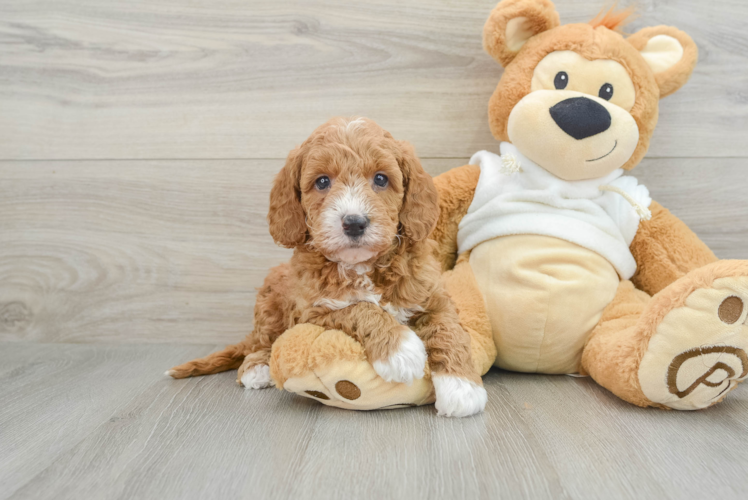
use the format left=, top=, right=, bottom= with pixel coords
left=342, top=214, right=369, bottom=238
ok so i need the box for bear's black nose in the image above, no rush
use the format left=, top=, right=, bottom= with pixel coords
left=549, top=97, right=611, bottom=140
left=342, top=215, right=369, bottom=238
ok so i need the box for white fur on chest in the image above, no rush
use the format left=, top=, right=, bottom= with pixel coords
left=313, top=271, right=381, bottom=310
left=313, top=294, right=421, bottom=326
left=314, top=293, right=382, bottom=311
left=312, top=265, right=422, bottom=324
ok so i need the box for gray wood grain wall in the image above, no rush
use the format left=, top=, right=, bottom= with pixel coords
left=2, top=0, right=747, bottom=344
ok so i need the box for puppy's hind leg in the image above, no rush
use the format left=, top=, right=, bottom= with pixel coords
left=168, top=263, right=291, bottom=388
left=167, top=337, right=274, bottom=389
left=237, top=343, right=274, bottom=389
left=236, top=265, right=292, bottom=389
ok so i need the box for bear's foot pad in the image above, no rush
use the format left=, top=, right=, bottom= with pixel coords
left=639, top=272, right=748, bottom=410
left=270, top=324, right=434, bottom=411
left=284, top=360, right=434, bottom=410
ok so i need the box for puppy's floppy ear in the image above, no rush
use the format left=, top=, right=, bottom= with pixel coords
left=267, top=145, right=307, bottom=248
left=397, top=141, right=439, bottom=242
left=483, top=0, right=560, bottom=67
left=627, top=26, right=698, bottom=98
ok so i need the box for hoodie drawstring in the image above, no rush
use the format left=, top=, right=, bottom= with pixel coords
left=599, top=184, right=652, bottom=221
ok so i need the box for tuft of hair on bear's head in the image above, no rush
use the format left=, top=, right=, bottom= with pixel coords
left=589, top=3, right=638, bottom=33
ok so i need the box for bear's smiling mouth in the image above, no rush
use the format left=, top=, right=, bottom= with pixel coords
left=586, top=140, right=617, bottom=162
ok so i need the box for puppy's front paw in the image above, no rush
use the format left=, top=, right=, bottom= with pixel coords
left=240, top=364, right=274, bottom=390
left=372, top=327, right=427, bottom=385
left=433, top=375, right=487, bottom=417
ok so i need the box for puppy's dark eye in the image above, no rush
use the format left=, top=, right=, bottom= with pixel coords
left=599, top=83, right=614, bottom=100
left=554, top=71, right=568, bottom=90
left=315, top=176, right=331, bottom=190
left=373, top=173, right=388, bottom=188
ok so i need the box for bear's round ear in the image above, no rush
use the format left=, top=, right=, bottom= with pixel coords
left=627, top=26, right=698, bottom=98
left=483, top=0, right=560, bottom=67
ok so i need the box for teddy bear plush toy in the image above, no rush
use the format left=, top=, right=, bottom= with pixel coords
left=269, top=0, right=748, bottom=412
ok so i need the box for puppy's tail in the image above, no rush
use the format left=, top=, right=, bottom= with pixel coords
left=166, top=342, right=247, bottom=379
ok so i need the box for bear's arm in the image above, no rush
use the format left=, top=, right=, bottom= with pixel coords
left=431, top=164, right=481, bottom=272
left=630, top=200, right=718, bottom=296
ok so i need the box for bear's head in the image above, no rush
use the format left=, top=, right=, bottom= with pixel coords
left=483, top=0, right=697, bottom=180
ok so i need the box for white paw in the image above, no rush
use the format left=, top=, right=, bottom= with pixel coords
left=433, top=375, right=487, bottom=417
left=240, top=364, right=274, bottom=390
left=372, top=327, right=427, bottom=385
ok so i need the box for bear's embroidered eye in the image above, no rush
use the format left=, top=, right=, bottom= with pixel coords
left=599, top=83, right=614, bottom=100
left=315, top=176, right=331, bottom=190
left=373, top=173, right=389, bottom=188
left=554, top=71, right=569, bottom=90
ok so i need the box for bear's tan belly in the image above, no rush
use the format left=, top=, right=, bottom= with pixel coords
left=469, top=235, right=620, bottom=374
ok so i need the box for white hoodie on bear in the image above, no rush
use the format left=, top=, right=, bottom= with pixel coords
left=457, top=142, right=652, bottom=279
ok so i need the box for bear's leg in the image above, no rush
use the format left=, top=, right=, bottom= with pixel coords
left=579, top=280, right=654, bottom=407
left=581, top=260, right=748, bottom=410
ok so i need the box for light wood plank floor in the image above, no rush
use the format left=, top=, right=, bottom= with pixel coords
left=2, top=0, right=748, bottom=498
left=1, top=343, right=748, bottom=500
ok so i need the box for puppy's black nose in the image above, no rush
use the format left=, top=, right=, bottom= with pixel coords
left=550, top=97, right=611, bottom=140
left=342, top=215, right=369, bottom=238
